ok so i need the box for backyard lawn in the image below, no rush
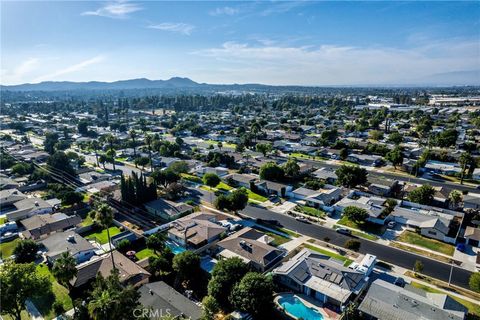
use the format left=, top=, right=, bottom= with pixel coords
left=135, top=248, right=158, bottom=260
left=252, top=227, right=291, bottom=247
left=85, top=226, right=121, bottom=244
left=304, top=244, right=353, bottom=266
left=181, top=173, right=203, bottom=184
left=396, top=230, right=455, bottom=256
left=0, top=238, right=20, bottom=259
left=34, top=264, right=73, bottom=319
left=80, top=215, right=94, bottom=227
left=216, top=182, right=233, bottom=191
left=337, top=216, right=386, bottom=236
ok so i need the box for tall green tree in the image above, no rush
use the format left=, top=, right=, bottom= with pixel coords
left=0, top=261, right=52, bottom=320
left=52, top=251, right=78, bottom=287
left=335, top=165, right=368, bottom=188
left=203, top=173, right=220, bottom=189
left=172, top=251, right=201, bottom=291
left=13, top=239, right=39, bottom=263
left=230, top=272, right=275, bottom=319
left=93, top=204, right=116, bottom=269
left=459, top=152, right=474, bottom=185
left=407, top=185, right=435, bottom=205
left=385, top=147, right=404, bottom=169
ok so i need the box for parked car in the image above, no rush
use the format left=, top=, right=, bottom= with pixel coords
left=336, top=228, right=352, bottom=236
left=394, top=277, right=406, bottom=287
left=456, top=243, right=466, bottom=252
left=387, top=221, right=396, bottom=229
left=295, top=216, right=309, bottom=223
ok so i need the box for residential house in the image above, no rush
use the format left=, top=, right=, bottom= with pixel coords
left=144, top=199, right=194, bottom=221
left=465, top=226, right=480, bottom=247
left=347, top=153, right=383, bottom=167
left=167, top=212, right=227, bottom=251
left=255, top=180, right=292, bottom=197
left=358, top=279, right=467, bottom=320
left=367, top=177, right=399, bottom=197
left=292, top=185, right=343, bottom=209
left=5, top=197, right=53, bottom=221
left=78, top=170, right=111, bottom=185
left=194, top=166, right=229, bottom=177
left=390, top=201, right=463, bottom=244
left=223, top=173, right=258, bottom=189
left=70, top=251, right=150, bottom=288
left=312, top=167, right=338, bottom=184
left=216, top=227, right=284, bottom=272
left=39, top=230, right=96, bottom=264
left=424, top=160, right=462, bottom=175
left=20, top=213, right=82, bottom=240
left=464, top=193, right=480, bottom=210
left=334, top=191, right=392, bottom=225
left=0, top=189, right=27, bottom=206
left=138, top=281, right=202, bottom=320
left=273, top=248, right=368, bottom=308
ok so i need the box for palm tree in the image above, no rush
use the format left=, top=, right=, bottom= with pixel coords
left=52, top=251, right=77, bottom=287
left=93, top=204, right=116, bottom=269
left=98, top=154, right=107, bottom=170
left=90, top=140, right=100, bottom=167
left=145, top=134, right=154, bottom=172
left=129, top=129, right=137, bottom=160
left=88, top=288, right=119, bottom=320
left=251, top=121, right=261, bottom=143
left=459, top=152, right=474, bottom=185
left=106, top=148, right=116, bottom=171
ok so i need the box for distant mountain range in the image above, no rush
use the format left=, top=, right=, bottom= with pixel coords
left=0, top=77, right=204, bottom=91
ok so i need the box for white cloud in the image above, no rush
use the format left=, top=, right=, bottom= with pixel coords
left=1, top=57, right=39, bottom=84
left=34, top=55, right=105, bottom=83
left=148, top=23, right=195, bottom=36
left=192, top=40, right=479, bottom=85
left=82, top=1, right=142, bottom=19
left=209, top=6, right=239, bottom=16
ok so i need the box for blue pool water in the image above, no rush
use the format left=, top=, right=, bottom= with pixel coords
left=200, top=256, right=218, bottom=273
left=165, top=241, right=186, bottom=255
left=278, top=295, right=323, bottom=320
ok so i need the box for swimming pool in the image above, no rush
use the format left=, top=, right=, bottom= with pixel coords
left=277, top=295, right=323, bottom=320
left=165, top=240, right=186, bottom=255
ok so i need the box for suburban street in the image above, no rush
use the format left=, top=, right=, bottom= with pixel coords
left=241, top=204, right=474, bottom=289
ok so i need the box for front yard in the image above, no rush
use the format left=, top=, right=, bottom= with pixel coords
left=396, top=230, right=455, bottom=256
left=84, top=226, right=121, bottom=244
left=0, top=238, right=20, bottom=259
left=245, top=189, right=268, bottom=202
left=337, top=216, right=386, bottom=236
left=304, top=244, right=353, bottom=266
left=296, top=205, right=326, bottom=218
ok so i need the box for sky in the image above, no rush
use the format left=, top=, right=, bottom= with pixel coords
left=1, top=0, right=479, bottom=86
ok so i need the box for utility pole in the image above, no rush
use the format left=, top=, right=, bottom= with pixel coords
left=448, top=261, right=454, bottom=286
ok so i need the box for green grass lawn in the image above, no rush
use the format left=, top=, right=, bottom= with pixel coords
left=304, top=244, right=353, bottom=266
left=135, top=248, right=158, bottom=260
left=0, top=216, right=7, bottom=224
left=390, top=242, right=452, bottom=264
left=181, top=173, right=203, bottom=184
left=81, top=215, right=94, bottom=227
left=217, top=182, right=233, bottom=191
left=396, top=231, right=455, bottom=256
left=34, top=264, right=73, bottom=319
left=337, top=216, right=386, bottom=236
left=204, top=139, right=237, bottom=149
left=0, top=238, right=20, bottom=259
left=296, top=205, right=326, bottom=218
left=252, top=227, right=291, bottom=246
left=85, top=226, right=121, bottom=244
left=410, top=282, right=480, bottom=319
left=245, top=189, right=267, bottom=202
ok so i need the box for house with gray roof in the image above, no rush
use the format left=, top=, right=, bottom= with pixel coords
left=144, top=198, right=193, bottom=221
left=138, top=281, right=202, bottom=320
left=216, top=227, right=284, bottom=272
left=358, top=279, right=467, bottom=320
left=39, top=230, right=96, bottom=264
left=20, top=212, right=82, bottom=240
left=273, top=248, right=368, bottom=308
left=464, top=193, right=480, bottom=210
left=5, top=197, right=53, bottom=221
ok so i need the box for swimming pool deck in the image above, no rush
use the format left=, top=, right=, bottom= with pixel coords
left=275, top=293, right=340, bottom=320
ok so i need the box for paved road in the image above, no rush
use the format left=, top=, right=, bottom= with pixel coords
left=241, top=205, right=474, bottom=289
left=276, top=156, right=479, bottom=193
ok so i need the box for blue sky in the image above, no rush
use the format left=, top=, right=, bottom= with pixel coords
left=1, top=1, right=479, bottom=85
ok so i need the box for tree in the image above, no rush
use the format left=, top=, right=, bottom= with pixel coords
left=469, top=272, right=480, bottom=293
left=230, top=272, right=274, bottom=319
left=343, top=206, right=369, bottom=222
left=87, top=270, right=140, bottom=320
left=407, top=185, right=435, bottom=205
left=134, top=156, right=150, bottom=170
left=339, top=148, right=349, bottom=160
left=208, top=257, right=249, bottom=311
left=99, top=154, right=107, bottom=170
left=459, top=152, right=474, bottom=184
left=172, top=251, right=201, bottom=290
left=47, top=151, right=76, bottom=176
left=414, top=260, right=424, bottom=274
left=203, top=173, right=220, bottom=189
left=229, top=188, right=249, bottom=212
left=385, top=147, right=404, bottom=169
left=259, top=162, right=284, bottom=181
left=129, top=129, right=137, bottom=159
left=44, top=132, right=59, bottom=154
left=106, top=148, right=117, bottom=171
left=214, top=194, right=230, bottom=211
left=145, top=134, right=154, bottom=172
left=283, top=158, right=300, bottom=178
left=202, top=295, right=220, bottom=320
left=217, top=142, right=223, bottom=151
left=256, top=143, right=272, bottom=157
left=146, top=233, right=165, bottom=255
left=0, top=261, right=52, bottom=320
left=369, top=130, right=383, bottom=141
left=77, top=120, right=89, bottom=135
left=169, top=161, right=189, bottom=174
left=344, top=239, right=361, bottom=251
left=251, top=121, right=262, bottom=143
left=449, top=190, right=463, bottom=208
left=335, top=165, right=367, bottom=188
left=388, top=131, right=404, bottom=145
left=93, top=204, right=115, bottom=269
left=52, top=251, right=77, bottom=287
left=13, top=239, right=39, bottom=263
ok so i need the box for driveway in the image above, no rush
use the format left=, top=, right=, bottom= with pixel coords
left=271, top=200, right=297, bottom=214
